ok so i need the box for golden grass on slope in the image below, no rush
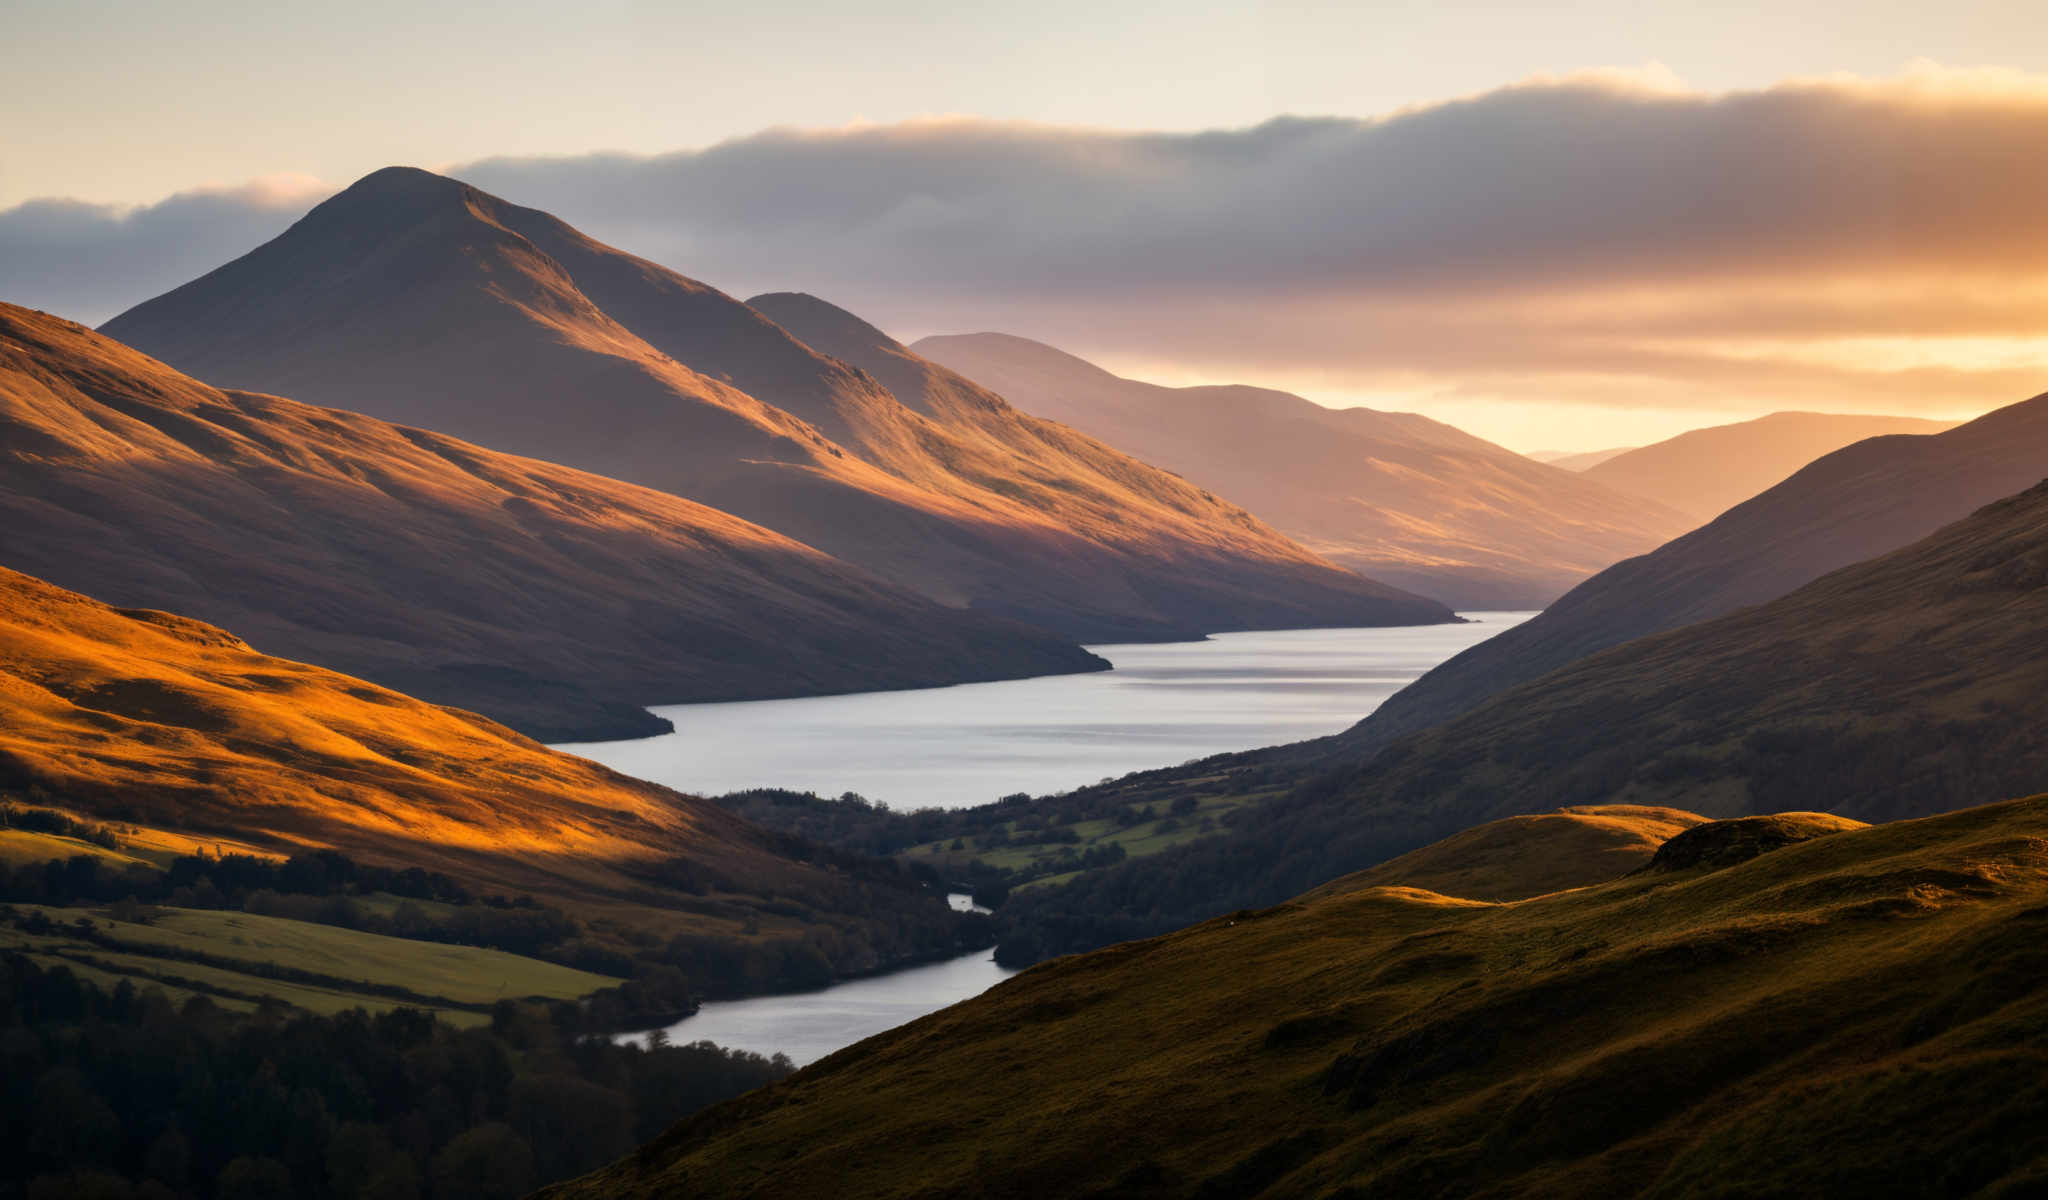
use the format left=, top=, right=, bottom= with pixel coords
left=545, top=793, right=2048, bottom=1199
left=1302, top=804, right=1710, bottom=902
left=0, top=565, right=876, bottom=932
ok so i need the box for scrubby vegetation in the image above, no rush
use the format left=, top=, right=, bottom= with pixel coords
left=0, top=953, right=788, bottom=1200
left=544, top=793, right=2048, bottom=1200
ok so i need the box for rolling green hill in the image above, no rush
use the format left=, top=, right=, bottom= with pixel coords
left=546, top=793, right=2048, bottom=1199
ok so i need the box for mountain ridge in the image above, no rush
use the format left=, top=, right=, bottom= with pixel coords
left=909, top=330, right=1695, bottom=609
left=104, top=167, right=1452, bottom=642
left=0, top=302, right=1105, bottom=741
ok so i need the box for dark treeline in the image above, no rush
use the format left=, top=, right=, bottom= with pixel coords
left=0, top=953, right=789, bottom=1200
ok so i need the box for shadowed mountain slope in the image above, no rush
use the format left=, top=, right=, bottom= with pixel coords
left=0, top=304, right=1103, bottom=741
left=980, top=475, right=2048, bottom=965
left=546, top=793, right=2048, bottom=1199
left=0, top=565, right=972, bottom=968
left=1581, top=410, right=1959, bottom=521
left=103, top=168, right=1448, bottom=642
left=1337, top=392, right=2048, bottom=756
left=1319, top=477, right=2048, bottom=831
left=907, top=331, right=1693, bottom=609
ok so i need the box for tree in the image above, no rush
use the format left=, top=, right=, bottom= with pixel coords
left=429, top=1124, right=535, bottom=1200
left=215, top=1157, right=293, bottom=1200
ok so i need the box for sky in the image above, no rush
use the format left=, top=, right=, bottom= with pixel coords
left=6, top=0, right=2048, bottom=450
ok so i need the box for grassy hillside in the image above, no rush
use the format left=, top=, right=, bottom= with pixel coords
left=102, top=167, right=1450, bottom=644
left=0, top=302, right=1103, bottom=742
left=1, top=901, right=615, bottom=1021
left=0, top=566, right=982, bottom=994
left=909, top=329, right=1692, bottom=609
left=546, top=793, right=2048, bottom=1199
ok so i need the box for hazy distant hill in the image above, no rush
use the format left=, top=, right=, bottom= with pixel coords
left=1338, top=393, right=2048, bottom=756
left=1528, top=445, right=1636, bottom=469
left=0, top=564, right=971, bottom=972
left=548, top=793, right=2048, bottom=1199
left=1581, top=410, right=1959, bottom=520
left=910, top=331, right=1692, bottom=609
left=0, top=304, right=1103, bottom=741
left=104, top=168, right=1448, bottom=642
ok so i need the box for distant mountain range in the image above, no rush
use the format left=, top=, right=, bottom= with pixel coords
left=1574, top=410, right=1959, bottom=520
left=912, top=332, right=1692, bottom=610
left=551, top=793, right=2048, bottom=1199
left=103, top=167, right=1449, bottom=643
left=0, top=304, right=1103, bottom=741
left=1528, top=446, right=1637, bottom=469
left=1339, top=393, right=2048, bottom=756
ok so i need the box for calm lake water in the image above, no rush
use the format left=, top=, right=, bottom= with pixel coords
left=589, top=616, right=1529, bottom=1063
left=562, top=614, right=1530, bottom=811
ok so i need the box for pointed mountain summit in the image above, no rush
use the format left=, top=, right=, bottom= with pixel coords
left=105, top=168, right=1450, bottom=641
left=0, top=304, right=1102, bottom=740
left=908, top=331, right=1695, bottom=609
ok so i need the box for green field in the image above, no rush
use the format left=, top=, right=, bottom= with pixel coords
left=898, top=787, right=1277, bottom=889
left=1, top=902, right=619, bottom=1021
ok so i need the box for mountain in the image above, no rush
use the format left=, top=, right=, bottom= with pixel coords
left=102, top=168, right=1449, bottom=642
left=546, top=793, right=2048, bottom=1199
left=0, top=564, right=972, bottom=978
left=1338, top=392, right=2048, bottom=756
left=1529, top=445, right=1636, bottom=469
left=908, top=331, right=1694, bottom=609
left=1580, top=410, right=1960, bottom=520
left=0, top=303, right=1103, bottom=742
left=1319, top=476, right=2048, bottom=829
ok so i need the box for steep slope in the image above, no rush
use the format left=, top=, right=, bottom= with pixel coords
left=1581, top=410, right=1958, bottom=520
left=1321, top=477, right=2048, bottom=829
left=103, top=168, right=1449, bottom=642
left=908, top=331, right=1692, bottom=609
left=1339, top=392, right=2048, bottom=755
left=0, top=566, right=974, bottom=978
left=0, top=304, right=1102, bottom=742
left=548, top=793, right=2048, bottom=1199
left=990, top=476, right=2048, bottom=964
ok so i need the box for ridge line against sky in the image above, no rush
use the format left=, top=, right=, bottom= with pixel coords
left=8, top=60, right=2048, bottom=449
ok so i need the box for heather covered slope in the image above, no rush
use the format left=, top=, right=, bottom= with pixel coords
left=547, top=794, right=2048, bottom=1199
left=0, top=304, right=1102, bottom=742
left=910, top=330, right=1692, bottom=609
left=0, top=566, right=971, bottom=973
left=104, top=168, right=1449, bottom=641
left=1581, top=410, right=1958, bottom=521
left=1319, top=477, right=2048, bottom=830
left=1336, top=392, right=2048, bottom=755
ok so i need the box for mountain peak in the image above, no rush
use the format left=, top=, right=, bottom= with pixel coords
left=748, top=291, right=903, bottom=358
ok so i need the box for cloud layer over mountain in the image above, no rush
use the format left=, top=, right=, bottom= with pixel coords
left=10, top=68, right=2047, bottom=441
